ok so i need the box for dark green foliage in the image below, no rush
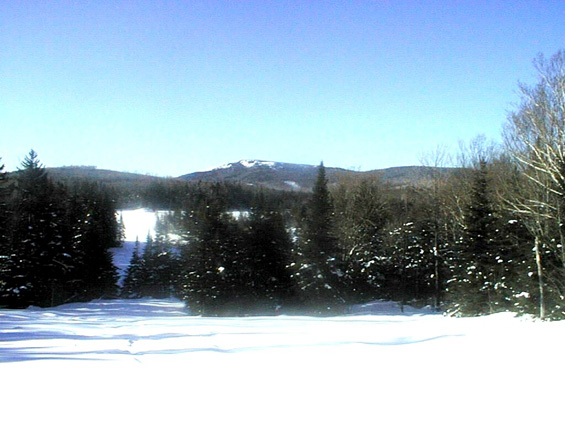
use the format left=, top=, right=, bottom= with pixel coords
left=3, top=151, right=70, bottom=306
left=292, top=163, right=348, bottom=314
left=179, top=188, right=298, bottom=316
left=0, top=151, right=119, bottom=308
left=180, top=204, right=247, bottom=315
left=381, top=221, right=439, bottom=305
left=333, top=179, right=389, bottom=303
left=0, top=158, right=13, bottom=299
left=446, top=161, right=512, bottom=315
left=305, top=163, right=338, bottom=261
left=121, top=239, right=143, bottom=299
left=140, top=234, right=181, bottom=298
left=247, top=195, right=297, bottom=310
left=3, top=140, right=561, bottom=319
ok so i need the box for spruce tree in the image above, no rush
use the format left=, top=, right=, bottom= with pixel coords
left=0, top=151, right=77, bottom=306
left=247, top=193, right=296, bottom=312
left=121, top=238, right=144, bottom=299
left=72, top=183, right=119, bottom=301
left=449, top=160, right=503, bottom=315
left=297, top=162, right=346, bottom=314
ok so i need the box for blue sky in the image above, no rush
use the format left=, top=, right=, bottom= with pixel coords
left=1, top=1, right=564, bottom=176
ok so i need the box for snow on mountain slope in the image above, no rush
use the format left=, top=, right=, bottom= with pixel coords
left=239, top=159, right=277, bottom=168
left=204, top=159, right=278, bottom=172
left=1, top=298, right=563, bottom=423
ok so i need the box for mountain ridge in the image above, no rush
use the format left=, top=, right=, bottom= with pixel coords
left=37, top=161, right=455, bottom=192
left=178, top=159, right=455, bottom=191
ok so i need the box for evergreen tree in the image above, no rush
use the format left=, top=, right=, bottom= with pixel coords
left=247, top=193, right=297, bottom=312
left=121, top=238, right=144, bottom=299
left=180, top=201, right=233, bottom=315
left=69, top=183, right=119, bottom=301
left=306, top=162, right=337, bottom=259
left=447, top=161, right=506, bottom=315
left=137, top=234, right=180, bottom=299
left=295, top=162, right=346, bottom=314
left=333, top=178, right=389, bottom=303
left=0, top=154, right=120, bottom=307
left=4, top=151, right=72, bottom=306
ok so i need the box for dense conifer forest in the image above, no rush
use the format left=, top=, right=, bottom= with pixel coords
left=0, top=151, right=122, bottom=308
left=3, top=50, right=565, bottom=319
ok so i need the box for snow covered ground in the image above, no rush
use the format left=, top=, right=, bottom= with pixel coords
left=1, top=298, right=563, bottom=423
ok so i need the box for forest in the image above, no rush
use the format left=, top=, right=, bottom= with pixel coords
left=2, top=50, right=565, bottom=319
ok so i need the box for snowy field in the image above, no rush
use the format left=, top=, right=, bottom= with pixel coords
left=1, top=298, right=564, bottom=423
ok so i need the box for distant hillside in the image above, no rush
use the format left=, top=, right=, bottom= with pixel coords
left=45, top=166, right=163, bottom=185
left=179, top=160, right=455, bottom=191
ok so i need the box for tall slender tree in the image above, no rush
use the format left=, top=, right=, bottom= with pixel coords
left=0, top=158, right=11, bottom=299
left=294, top=162, right=346, bottom=313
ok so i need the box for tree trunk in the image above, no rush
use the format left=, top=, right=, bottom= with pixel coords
left=534, top=236, right=546, bottom=319
left=433, top=229, right=441, bottom=311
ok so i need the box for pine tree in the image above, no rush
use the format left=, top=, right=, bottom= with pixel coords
left=247, top=193, right=296, bottom=312
left=6, top=151, right=66, bottom=306
left=181, top=201, right=230, bottom=315
left=138, top=234, right=180, bottom=299
left=0, top=156, right=120, bottom=308
left=71, top=183, right=119, bottom=301
left=296, top=162, right=346, bottom=314
left=448, top=160, right=504, bottom=315
left=121, top=238, right=143, bottom=299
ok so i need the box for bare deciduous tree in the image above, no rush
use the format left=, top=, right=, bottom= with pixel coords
left=503, top=50, right=565, bottom=319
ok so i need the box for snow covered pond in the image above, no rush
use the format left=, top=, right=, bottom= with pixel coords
left=111, top=208, right=173, bottom=284
left=1, top=298, right=563, bottom=423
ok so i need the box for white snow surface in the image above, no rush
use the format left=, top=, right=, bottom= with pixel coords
left=284, top=180, right=301, bottom=190
left=239, top=159, right=276, bottom=168
left=1, top=298, right=563, bottom=423
left=205, top=159, right=278, bottom=172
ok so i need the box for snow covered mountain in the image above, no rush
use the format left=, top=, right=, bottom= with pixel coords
left=179, top=159, right=327, bottom=191
left=179, top=160, right=449, bottom=191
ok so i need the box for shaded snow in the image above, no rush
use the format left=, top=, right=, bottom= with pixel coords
left=1, top=298, right=563, bottom=422
left=110, top=240, right=140, bottom=284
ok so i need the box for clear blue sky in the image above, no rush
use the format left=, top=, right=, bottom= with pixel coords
left=1, top=1, right=564, bottom=177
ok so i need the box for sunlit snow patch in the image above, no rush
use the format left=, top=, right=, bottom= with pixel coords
left=118, top=208, right=159, bottom=242
left=284, top=180, right=301, bottom=190
left=111, top=209, right=172, bottom=284
left=239, top=160, right=276, bottom=168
